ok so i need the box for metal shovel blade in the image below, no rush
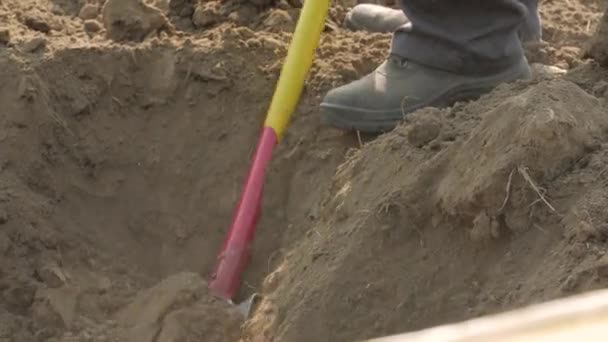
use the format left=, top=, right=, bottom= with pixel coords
left=231, top=293, right=261, bottom=317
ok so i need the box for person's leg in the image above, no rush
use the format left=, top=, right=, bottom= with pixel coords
left=321, top=0, right=532, bottom=133
left=344, top=0, right=541, bottom=43
left=392, top=0, right=527, bottom=75
left=519, top=0, right=542, bottom=42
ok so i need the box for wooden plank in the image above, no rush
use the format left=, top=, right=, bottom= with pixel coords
left=365, top=289, right=608, bottom=342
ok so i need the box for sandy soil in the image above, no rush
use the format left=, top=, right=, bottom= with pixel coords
left=1, top=0, right=608, bottom=341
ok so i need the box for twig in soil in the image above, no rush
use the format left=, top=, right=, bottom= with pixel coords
left=46, top=110, right=75, bottom=136
left=534, top=223, right=548, bottom=233
left=413, top=225, right=425, bottom=248
left=285, top=137, right=304, bottom=159
left=267, top=249, right=283, bottom=274
left=528, top=198, right=543, bottom=208
left=517, top=165, right=557, bottom=213
left=356, top=130, right=363, bottom=148
left=183, top=62, right=193, bottom=83
left=586, top=19, right=592, bottom=33
left=129, top=49, right=137, bottom=65
left=498, top=168, right=516, bottom=213
left=527, top=187, right=549, bottom=209
left=599, top=166, right=608, bottom=178
left=377, top=201, right=394, bottom=218
left=111, top=96, right=123, bottom=107
left=584, top=209, right=594, bottom=223
left=243, top=281, right=256, bottom=290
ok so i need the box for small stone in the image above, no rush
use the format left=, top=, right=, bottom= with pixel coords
left=83, top=20, right=102, bottom=33
left=0, top=28, right=10, bottom=45
left=259, top=36, right=283, bottom=50
left=531, top=63, right=567, bottom=78
left=21, top=37, right=47, bottom=53
left=24, top=16, right=51, bottom=33
left=79, top=4, right=99, bottom=20
left=49, top=4, right=64, bottom=15
left=36, top=264, right=67, bottom=288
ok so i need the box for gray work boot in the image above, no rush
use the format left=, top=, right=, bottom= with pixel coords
left=343, top=4, right=542, bottom=42
left=320, top=55, right=531, bottom=133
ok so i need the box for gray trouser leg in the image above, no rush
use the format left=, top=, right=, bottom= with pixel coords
left=519, top=0, right=541, bottom=42
left=392, top=0, right=533, bottom=75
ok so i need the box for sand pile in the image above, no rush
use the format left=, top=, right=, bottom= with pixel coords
left=1, top=0, right=608, bottom=341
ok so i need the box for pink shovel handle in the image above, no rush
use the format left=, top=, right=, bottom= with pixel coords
left=208, top=127, right=278, bottom=300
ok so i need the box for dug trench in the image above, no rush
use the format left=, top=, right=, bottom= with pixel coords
left=3, top=0, right=608, bottom=342
left=0, top=27, right=376, bottom=339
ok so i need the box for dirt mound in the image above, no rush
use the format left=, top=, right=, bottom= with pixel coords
left=33, top=272, right=244, bottom=341
left=244, top=75, right=608, bottom=342
left=1, top=0, right=608, bottom=341
left=116, top=272, right=242, bottom=342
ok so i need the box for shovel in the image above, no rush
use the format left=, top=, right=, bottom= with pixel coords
left=208, top=0, right=332, bottom=316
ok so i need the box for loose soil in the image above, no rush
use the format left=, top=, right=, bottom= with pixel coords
left=1, top=0, right=608, bottom=341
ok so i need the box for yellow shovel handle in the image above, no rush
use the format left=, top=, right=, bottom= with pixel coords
left=263, top=0, right=332, bottom=140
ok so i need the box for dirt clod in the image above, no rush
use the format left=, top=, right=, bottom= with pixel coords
left=83, top=19, right=103, bottom=34
left=117, top=272, right=242, bottom=342
left=36, top=263, right=68, bottom=288
left=24, top=15, right=51, bottom=33
left=35, top=287, right=78, bottom=329
left=0, top=28, right=10, bottom=45
left=31, top=299, right=66, bottom=337
left=0, top=209, right=8, bottom=224
left=4, top=283, right=36, bottom=315
left=102, top=0, right=171, bottom=42
left=21, top=36, right=47, bottom=52
left=586, top=9, right=608, bottom=66
left=79, top=4, right=100, bottom=20
left=261, top=9, right=295, bottom=32
left=405, top=114, right=441, bottom=147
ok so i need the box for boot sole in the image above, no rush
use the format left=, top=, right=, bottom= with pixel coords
left=320, top=62, right=531, bottom=133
